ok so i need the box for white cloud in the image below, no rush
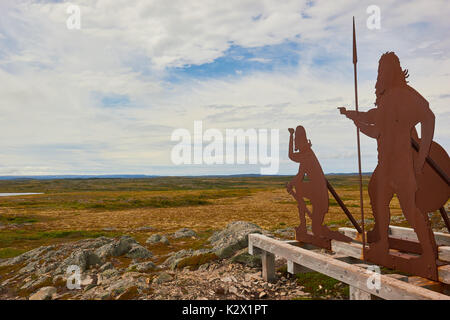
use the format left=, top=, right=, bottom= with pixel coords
left=0, top=0, right=449, bottom=175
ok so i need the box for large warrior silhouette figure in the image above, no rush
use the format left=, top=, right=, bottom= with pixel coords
left=340, top=52, right=449, bottom=278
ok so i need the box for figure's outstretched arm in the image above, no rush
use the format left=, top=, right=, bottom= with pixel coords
left=339, top=107, right=377, bottom=125
left=352, top=120, right=379, bottom=139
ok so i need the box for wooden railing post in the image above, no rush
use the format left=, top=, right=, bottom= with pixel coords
left=262, top=251, right=275, bottom=282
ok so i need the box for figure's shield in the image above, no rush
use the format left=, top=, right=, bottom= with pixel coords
left=414, top=139, right=450, bottom=213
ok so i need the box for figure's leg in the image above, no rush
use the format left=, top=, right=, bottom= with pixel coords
left=396, top=181, right=438, bottom=261
left=366, top=170, right=394, bottom=258
left=294, top=182, right=308, bottom=233
left=310, top=190, right=351, bottom=242
left=311, top=199, right=327, bottom=236
left=367, top=168, right=393, bottom=246
left=297, top=204, right=307, bottom=234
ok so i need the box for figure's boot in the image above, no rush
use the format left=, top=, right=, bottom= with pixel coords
left=411, top=213, right=438, bottom=280
left=366, top=239, right=391, bottom=266
left=318, top=225, right=352, bottom=242
left=366, top=217, right=391, bottom=265
left=367, top=225, right=380, bottom=243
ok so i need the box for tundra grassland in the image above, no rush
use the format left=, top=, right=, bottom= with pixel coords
left=0, top=174, right=421, bottom=260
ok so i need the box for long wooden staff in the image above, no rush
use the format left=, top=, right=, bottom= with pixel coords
left=352, top=17, right=366, bottom=259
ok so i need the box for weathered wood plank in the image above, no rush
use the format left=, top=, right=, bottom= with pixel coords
left=389, top=226, right=450, bottom=246
left=349, top=286, right=373, bottom=300
left=249, top=234, right=450, bottom=300
left=331, top=240, right=364, bottom=260
left=331, top=239, right=450, bottom=284
left=287, top=260, right=313, bottom=274
left=261, top=251, right=275, bottom=283
left=439, top=265, right=450, bottom=285
left=438, top=246, right=450, bottom=262
left=339, top=226, right=450, bottom=246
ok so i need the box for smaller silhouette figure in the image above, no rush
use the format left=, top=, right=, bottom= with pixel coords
left=287, top=126, right=350, bottom=244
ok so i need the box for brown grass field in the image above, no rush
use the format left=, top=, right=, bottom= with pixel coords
left=1, top=175, right=445, bottom=260
left=0, top=175, right=441, bottom=258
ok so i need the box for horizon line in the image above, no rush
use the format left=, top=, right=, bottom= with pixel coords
left=0, top=172, right=373, bottom=179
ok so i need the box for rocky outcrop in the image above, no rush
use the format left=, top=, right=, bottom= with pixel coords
left=209, top=221, right=262, bottom=258
left=153, top=272, right=173, bottom=284
left=128, top=261, right=157, bottom=272
left=231, top=252, right=261, bottom=268
left=29, top=286, right=57, bottom=300
left=146, top=234, right=170, bottom=245
left=125, top=244, right=153, bottom=260
left=58, top=249, right=102, bottom=272
left=172, top=228, right=197, bottom=239
left=94, top=236, right=137, bottom=259
left=0, top=221, right=320, bottom=301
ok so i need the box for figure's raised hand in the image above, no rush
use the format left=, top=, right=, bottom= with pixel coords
left=288, top=128, right=295, bottom=135
left=338, top=107, right=347, bottom=115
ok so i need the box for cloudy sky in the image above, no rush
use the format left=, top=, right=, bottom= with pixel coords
left=0, top=0, right=449, bottom=176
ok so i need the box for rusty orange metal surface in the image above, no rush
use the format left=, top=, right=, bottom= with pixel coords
left=287, top=126, right=353, bottom=246
left=340, top=50, right=449, bottom=280
left=286, top=18, right=449, bottom=281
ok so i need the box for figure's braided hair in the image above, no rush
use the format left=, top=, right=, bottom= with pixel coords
left=379, top=51, right=409, bottom=85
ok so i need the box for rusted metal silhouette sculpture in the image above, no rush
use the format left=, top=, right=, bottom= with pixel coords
left=287, top=126, right=352, bottom=248
left=281, top=18, right=449, bottom=281
left=339, top=50, right=450, bottom=280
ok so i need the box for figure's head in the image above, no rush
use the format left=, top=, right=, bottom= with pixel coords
left=375, top=52, right=409, bottom=105
left=294, top=125, right=311, bottom=151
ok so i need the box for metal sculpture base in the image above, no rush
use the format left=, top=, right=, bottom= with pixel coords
left=249, top=233, right=450, bottom=299
left=295, top=227, right=331, bottom=250
left=366, top=249, right=438, bottom=281
left=339, top=226, right=450, bottom=281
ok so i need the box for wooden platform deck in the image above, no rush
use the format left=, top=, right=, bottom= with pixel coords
left=248, top=232, right=450, bottom=300
left=336, top=226, right=450, bottom=284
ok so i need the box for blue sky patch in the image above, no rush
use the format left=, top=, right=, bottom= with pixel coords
left=92, top=93, right=131, bottom=107
left=166, top=41, right=303, bottom=81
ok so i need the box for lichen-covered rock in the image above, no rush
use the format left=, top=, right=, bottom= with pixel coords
left=99, top=262, right=114, bottom=272
left=29, top=286, right=57, bottom=300
left=146, top=234, right=162, bottom=244
left=0, top=245, right=55, bottom=267
left=53, top=250, right=100, bottom=275
left=163, top=249, right=214, bottom=270
left=163, top=249, right=194, bottom=269
left=73, top=237, right=114, bottom=250
left=176, top=252, right=218, bottom=270
left=153, top=272, right=173, bottom=284
left=58, top=249, right=102, bottom=272
left=20, top=275, right=52, bottom=291
left=231, top=252, right=261, bottom=268
left=95, top=236, right=138, bottom=259
left=209, top=221, right=262, bottom=258
left=102, top=268, right=119, bottom=278
left=159, top=236, right=170, bottom=245
left=128, top=261, right=156, bottom=272
left=173, top=228, right=197, bottom=239
left=125, top=244, right=152, bottom=260
left=108, top=278, right=138, bottom=297
left=146, top=234, right=170, bottom=245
